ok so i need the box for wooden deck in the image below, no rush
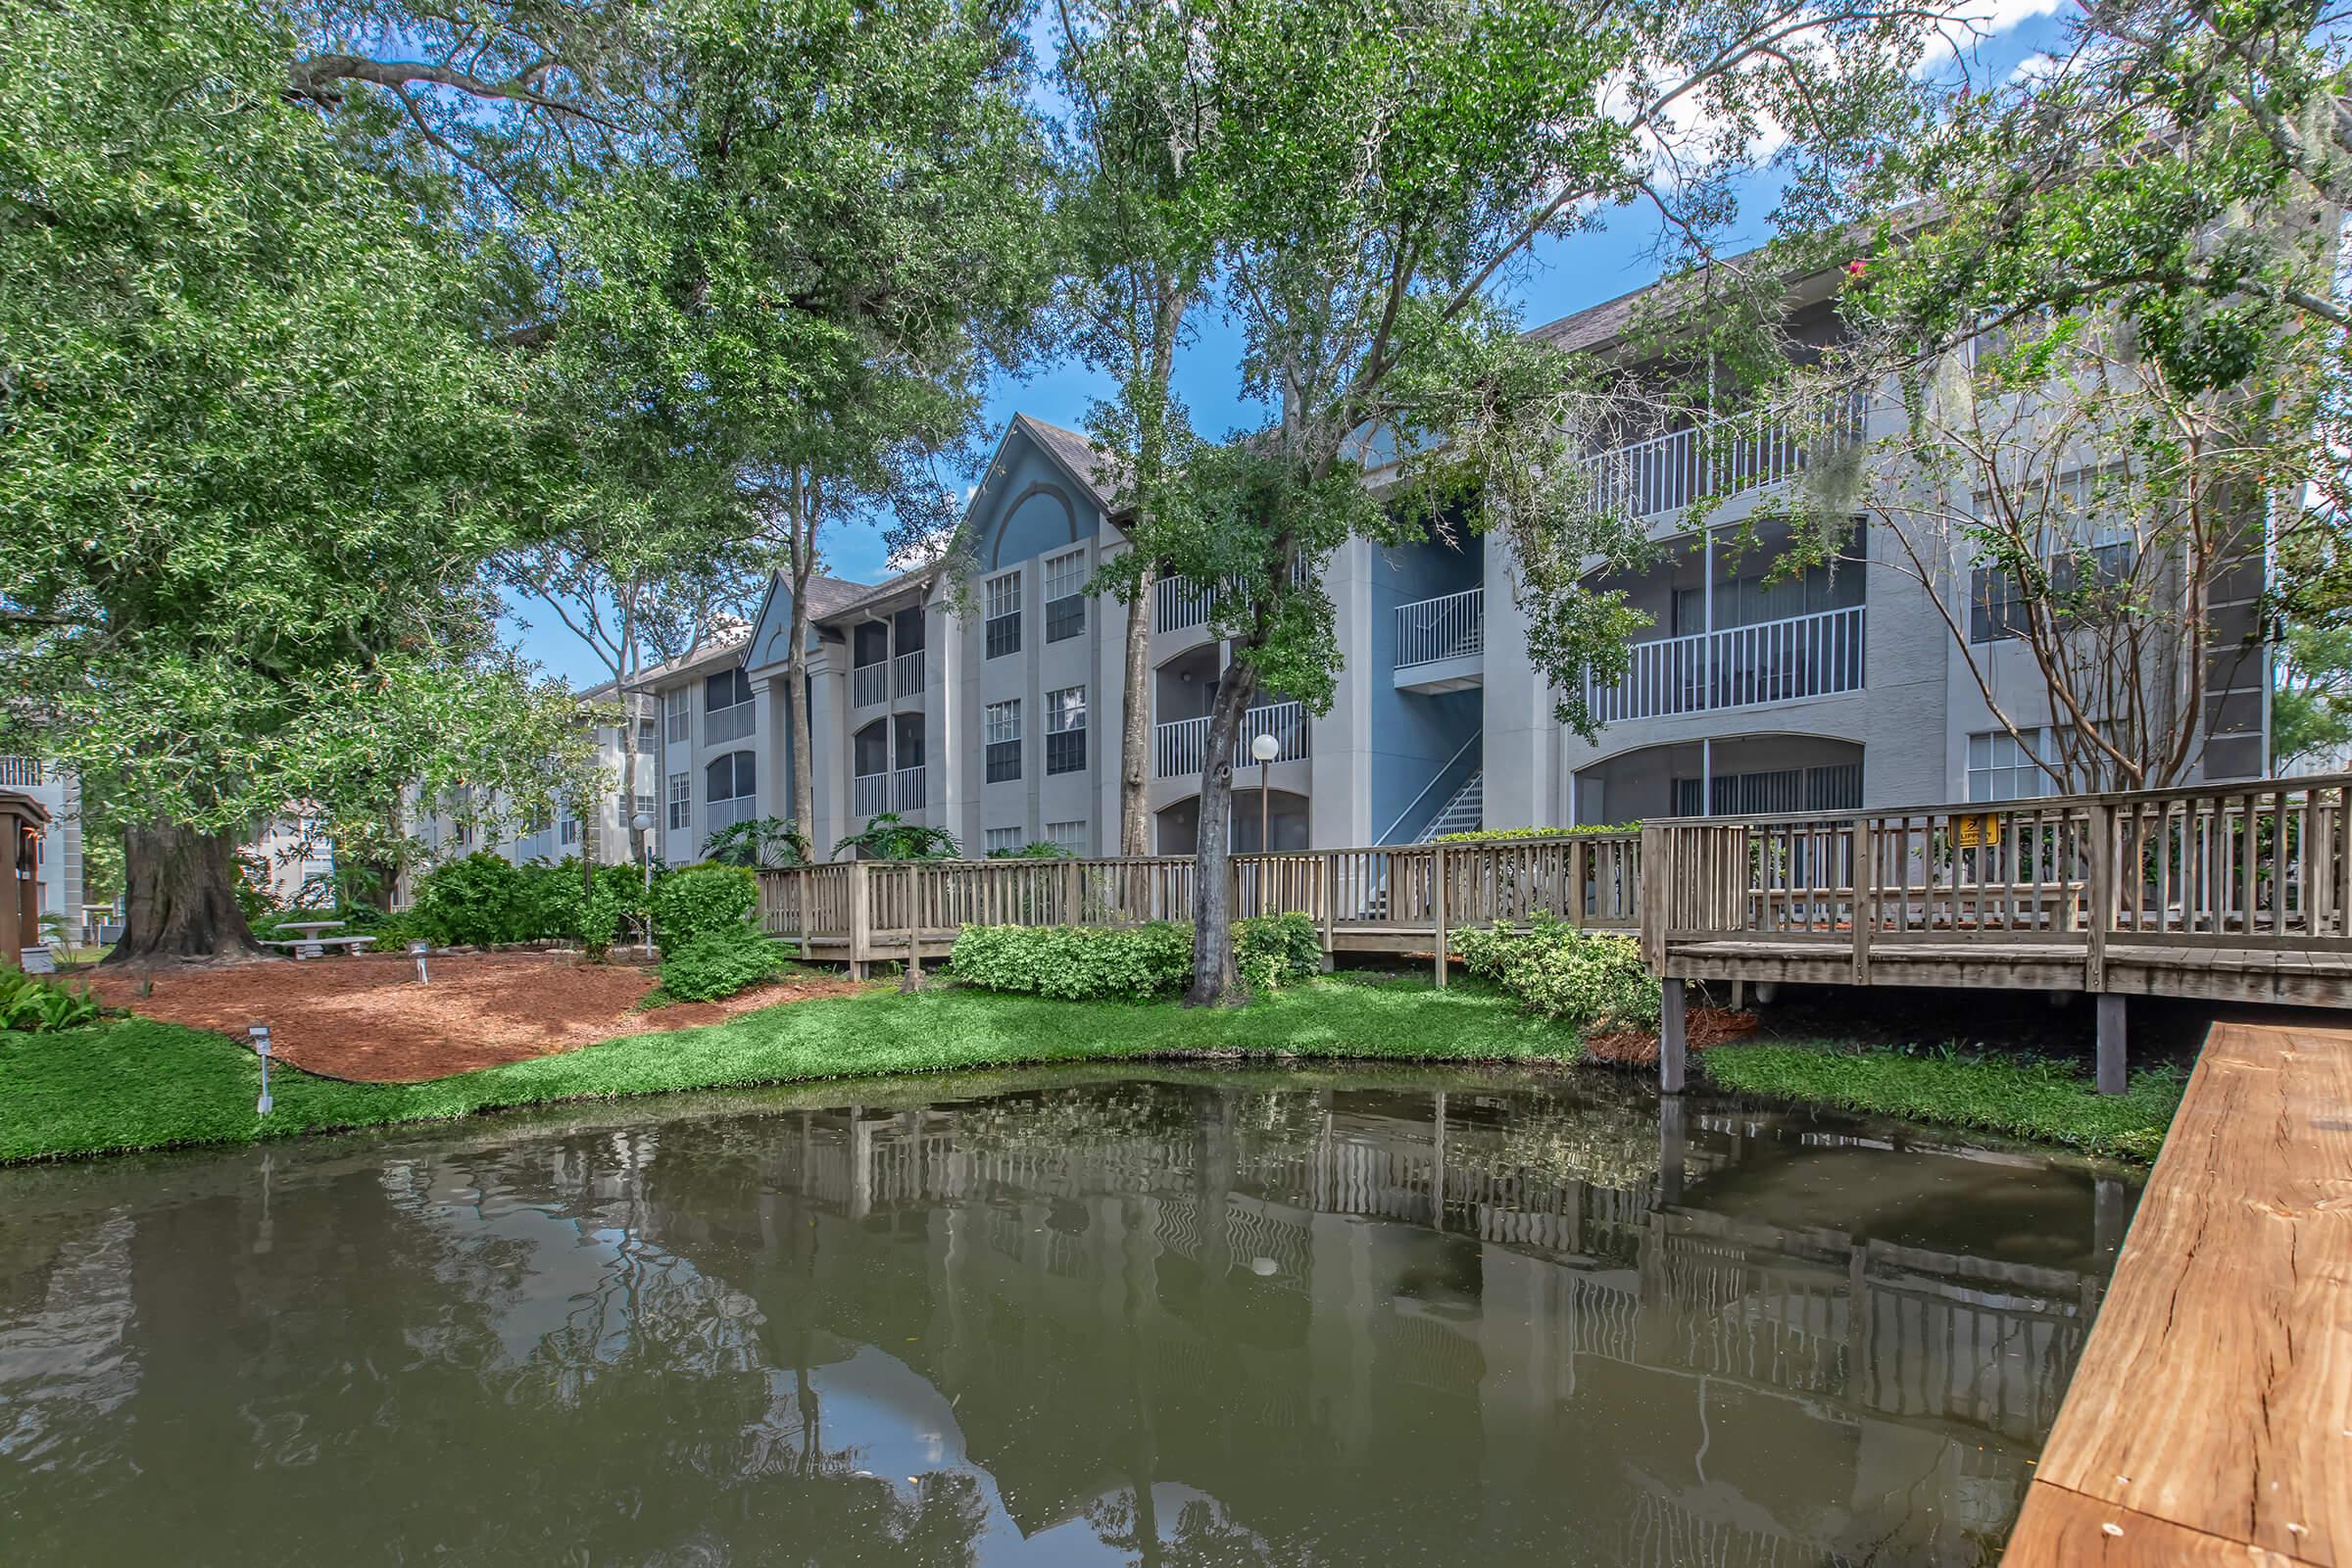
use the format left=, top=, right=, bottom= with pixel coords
left=2001, top=1018, right=2352, bottom=1566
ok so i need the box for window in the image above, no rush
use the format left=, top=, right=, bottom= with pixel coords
left=984, top=826, right=1025, bottom=856
left=985, top=570, right=1021, bottom=659
left=1046, top=685, right=1087, bottom=775
left=1044, top=548, right=1087, bottom=642
left=1968, top=728, right=2054, bottom=803
left=452, top=823, right=474, bottom=849
left=1970, top=563, right=2030, bottom=644
left=560, top=817, right=580, bottom=846
left=1048, top=819, right=1087, bottom=855
left=706, top=667, right=756, bottom=743
left=1970, top=470, right=2139, bottom=644
left=666, top=772, right=691, bottom=832
left=985, top=699, right=1022, bottom=782
left=664, top=686, right=691, bottom=746
left=706, top=751, right=757, bottom=832
left=637, top=715, right=658, bottom=752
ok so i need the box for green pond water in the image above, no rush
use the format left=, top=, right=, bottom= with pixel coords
left=0, top=1065, right=2137, bottom=1565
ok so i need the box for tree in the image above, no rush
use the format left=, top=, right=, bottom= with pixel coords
left=553, top=0, right=1054, bottom=835
left=2275, top=620, right=2352, bottom=769
left=1053, top=0, right=1222, bottom=858
left=1095, top=0, right=1944, bottom=1004
left=0, top=0, right=601, bottom=962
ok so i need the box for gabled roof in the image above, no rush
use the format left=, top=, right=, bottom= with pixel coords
left=619, top=619, right=753, bottom=691
left=808, top=562, right=941, bottom=626
left=1011, top=413, right=1122, bottom=511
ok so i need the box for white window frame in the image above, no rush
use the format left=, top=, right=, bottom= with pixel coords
left=663, top=686, right=691, bottom=746
left=985, top=700, right=1021, bottom=745
left=1043, top=548, right=1087, bottom=603
left=984, top=568, right=1022, bottom=658
left=984, top=826, right=1024, bottom=856
left=1967, top=727, right=2054, bottom=803
left=1047, top=819, right=1087, bottom=855
left=666, top=771, right=692, bottom=832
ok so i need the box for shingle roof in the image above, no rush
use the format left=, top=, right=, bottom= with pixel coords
left=1013, top=413, right=1122, bottom=510
left=808, top=562, right=941, bottom=626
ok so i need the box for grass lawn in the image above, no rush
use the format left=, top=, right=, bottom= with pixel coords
left=1701, top=1041, right=2185, bottom=1161
left=0, top=975, right=1577, bottom=1163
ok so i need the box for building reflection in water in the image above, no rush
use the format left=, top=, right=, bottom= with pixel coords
left=0, top=1068, right=2133, bottom=1566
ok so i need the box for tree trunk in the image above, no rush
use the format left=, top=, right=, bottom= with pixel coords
left=105, top=820, right=263, bottom=966
left=1119, top=565, right=1156, bottom=858
left=787, top=592, right=814, bottom=852
left=1184, top=660, right=1257, bottom=1006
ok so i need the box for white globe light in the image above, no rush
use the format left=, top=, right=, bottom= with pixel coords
left=1250, top=732, right=1281, bottom=761
left=631, top=812, right=654, bottom=833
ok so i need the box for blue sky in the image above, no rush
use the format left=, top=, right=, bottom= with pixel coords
left=504, top=9, right=2068, bottom=687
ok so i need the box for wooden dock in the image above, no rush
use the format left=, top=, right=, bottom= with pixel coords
left=2001, top=1018, right=2352, bottom=1566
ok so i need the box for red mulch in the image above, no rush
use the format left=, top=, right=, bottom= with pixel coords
left=1584, top=1006, right=1761, bottom=1068
left=87, top=953, right=861, bottom=1084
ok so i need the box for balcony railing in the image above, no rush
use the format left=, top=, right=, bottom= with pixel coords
left=894, top=764, right=927, bottom=810
left=1395, top=588, right=1483, bottom=670
left=852, top=662, right=888, bottom=709
left=1584, top=604, right=1865, bottom=724
left=1583, top=396, right=1867, bottom=524
left=0, top=757, right=42, bottom=788
left=1154, top=575, right=1223, bottom=634
left=853, top=770, right=889, bottom=816
left=1153, top=700, right=1309, bottom=779
left=706, top=700, right=757, bottom=745
left=893, top=650, right=924, bottom=700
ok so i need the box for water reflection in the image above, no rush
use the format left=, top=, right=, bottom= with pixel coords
left=0, top=1067, right=2134, bottom=1566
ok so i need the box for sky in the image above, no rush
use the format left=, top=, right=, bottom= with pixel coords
left=503, top=8, right=2072, bottom=690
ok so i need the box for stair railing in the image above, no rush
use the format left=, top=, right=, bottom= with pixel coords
left=1376, top=731, right=1482, bottom=846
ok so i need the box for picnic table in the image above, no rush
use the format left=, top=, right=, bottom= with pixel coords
left=260, top=919, right=376, bottom=959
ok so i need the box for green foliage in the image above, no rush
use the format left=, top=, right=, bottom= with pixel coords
left=0, top=970, right=102, bottom=1033
left=406, top=855, right=643, bottom=949
left=1704, top=1044, right=2183, bottom=1163
left=833, top=813, right=961, bottom=861
left=231, top=850, right=279, bottom=922
left=703, top=816, right=811, bottom=869
left=410, top=855, right=528, bottom=947
left=1234, top=913, right=1321, bottom=992
left=950, top=923, right=1196, bottom=1001
left=658, top=923, right=794, bottom=1003
left=2275, top=620, right=2352, bottom=770
left=986, top=840, right=1073, bottom=859
left=1433, top=824, right=1638, bottom=843
left=1452, top=917, right=1660, bottom=1032
left=651, top=864, right=760, bottom=951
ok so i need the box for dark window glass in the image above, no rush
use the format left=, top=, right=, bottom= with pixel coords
left=1047, top=729, right=1085, bottom=775
left=1046, top=594, right=1084, bottom=642
left=986, top=740, right=1021, bottom=782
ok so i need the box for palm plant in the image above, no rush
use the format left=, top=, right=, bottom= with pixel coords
left=832, top=813, right=959, bottom=860
left=704, top=816, right=812, bottom=868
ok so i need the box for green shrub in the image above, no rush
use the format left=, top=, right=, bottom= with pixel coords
left=653, top=863, right=760, bottom=951
left=986, top=840, right=1073, bottom=859
left=0, top=969, right=100, bottom=1032
left=1453, top=915, right=1659, bottom=1031
left=659, top=922, right=793, bottom=1002
left=409, top=854, right=526, bottom=946
left=1235, top=912, right=1321, bottom=992
left=950, top=922, right=1195, bottom=1001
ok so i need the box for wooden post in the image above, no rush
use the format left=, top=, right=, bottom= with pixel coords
left=848, top=860, right=871, bottom=981
left=797, top=867, right=812, bottom=960
left=1851, top=814, right=1874, bottom=986
left=1659, top=976, right=1688, bottom=1094
left=2095, top=992, right=2127, bottom=1095
left=1431, top=843, right=1448, bottom=988
left=902, top=865, right=923, bottom=991
left=2085, top=802, right=2114, bottom=994
left=1318, top=853, right=1335, bottom=970
left=1570, top=837, right=1588, bottom=930
left=1065, top=857, right=1083, bottom=925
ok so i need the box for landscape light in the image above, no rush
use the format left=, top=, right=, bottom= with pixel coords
left=408, top=939, right=430, bottom=984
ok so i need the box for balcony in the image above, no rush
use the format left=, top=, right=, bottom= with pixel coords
left=1583, top=396, right=1867, bottom=526
left=1394, top=588, right=1483, bottom=693
left=852, top=662, right=888, bottom=709
left=893, top=764, right=927, bottom=811
left=1584, top=604, right=1865, bottom=724
left=0, top=757, right=42, bottom=789
left=893, top=650, right=924, bottom=700
left=707, top=699, right=757, bottom=745
left=853, top=770, right=889, bottom=816
left=1154, top=700, right=1309, bottom=779
left=1154, top=575, right=1223, bottom=635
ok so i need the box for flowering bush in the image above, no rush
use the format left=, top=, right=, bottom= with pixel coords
left=1452, top=915, right=1659, bottom=1032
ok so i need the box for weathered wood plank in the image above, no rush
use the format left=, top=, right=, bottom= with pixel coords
left=2005, top=1021, right=2352, bottom=1567
left=2007, top=1483, right=2312, bottom=1567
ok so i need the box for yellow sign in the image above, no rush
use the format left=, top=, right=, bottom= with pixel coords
left=1952, top=813, right=2001, bottom=849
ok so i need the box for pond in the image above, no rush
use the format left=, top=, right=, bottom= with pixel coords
left=0, top=1065, right=2136, bottom=1565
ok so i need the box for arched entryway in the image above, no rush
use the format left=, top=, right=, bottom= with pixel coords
left=1154, top=789, right=1310, bottom=855
left=1573, top=734, right=1862, bottom=823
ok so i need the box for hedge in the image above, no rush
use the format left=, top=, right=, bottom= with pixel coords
left=950, top=913, right=1324, bottom=1002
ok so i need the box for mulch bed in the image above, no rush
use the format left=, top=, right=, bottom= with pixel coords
left=1584, top=1006, right=1760, bottom=1068
left=86, top=953, right=860, bottom=1084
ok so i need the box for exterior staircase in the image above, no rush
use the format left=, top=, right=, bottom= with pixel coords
left=1416, top=771, right=1483, bottom=841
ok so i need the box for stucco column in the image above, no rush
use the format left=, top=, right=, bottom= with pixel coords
left=1483, top=540, right=1559, bottom=826
left=1308, top=537, right=1376, bottom=847
left=752, top=674, right=790, bottom=826
left=806, top=644, right=851, bottom=858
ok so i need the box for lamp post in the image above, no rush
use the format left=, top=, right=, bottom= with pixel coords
left=248, top=1023, right=273, bottom=1115
left=631, top=811, right=656, bottom=958
left=1250, top=731, right=1281, bottom=853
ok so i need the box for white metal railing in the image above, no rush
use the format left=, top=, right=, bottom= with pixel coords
left=852, top=662, right=888, bottom=709
left=1586, top=604, right=1865, bottom=724
left=1583, top=396, right=1868, bottom=523
left=706, top=700, right=757, bottom=744
left=1396, top=588, right=1484, bottom=670
left=0, top=757, right=41, bottom=788
left=1154, top=575, right=1222, bottom=634
left=1153, top=700, right=1309, bottom=779
left=893, top=650, right=924, bottom=699
left=893, top=765, right=927, bottom=811
left=853, top=771, right=889, bottom=816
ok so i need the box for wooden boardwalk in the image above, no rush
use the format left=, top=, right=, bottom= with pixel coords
left=2001, top=1018, right=2352, bottom=1566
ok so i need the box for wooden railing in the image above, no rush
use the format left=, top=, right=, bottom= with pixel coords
left=1642, top=774, right=2352, bottom=984
left=758, top=833, right=1643, bottom=971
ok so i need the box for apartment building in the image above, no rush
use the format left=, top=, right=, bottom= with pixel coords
left=703, top=273, right=2274, bottom=858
